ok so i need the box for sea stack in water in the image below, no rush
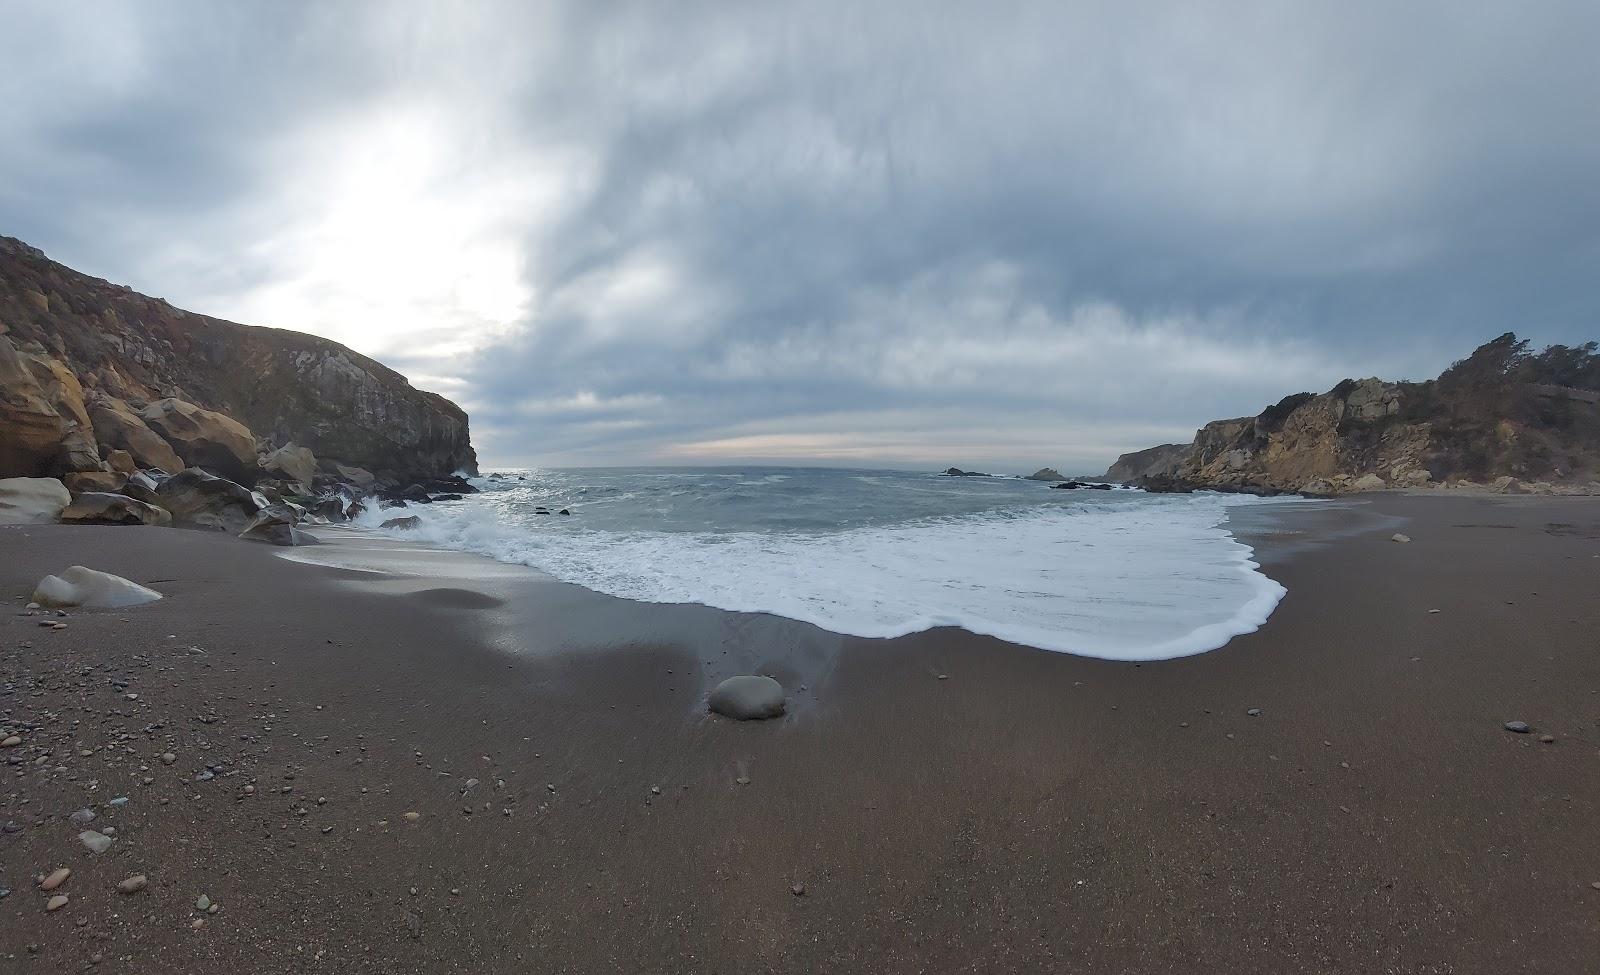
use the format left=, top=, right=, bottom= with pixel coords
left=708, top=676, right=787, bottom=720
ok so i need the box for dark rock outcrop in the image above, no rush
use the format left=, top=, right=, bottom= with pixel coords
left=1102, top=444, right=1189, bottom=483
left=1103, top=334, right=1600, bottom=496
left=309, top=497, right=349, bottom=522
left=153, top=468, right=265, bottom=533
left=238, top=504, right=318, bottom=546
left=0, top=236, right=477, bottom=483
left=941, top=468, right=990, bottom=477
left=1024, top=468, right=1067, bottom=481
left=59, top=492, right=172, bottom=527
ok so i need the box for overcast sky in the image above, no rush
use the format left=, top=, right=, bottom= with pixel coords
left=3, top=1, right=1597, bottom=472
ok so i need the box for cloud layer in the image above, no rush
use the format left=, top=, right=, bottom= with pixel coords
left=4, top=1, right=1598, bottom=471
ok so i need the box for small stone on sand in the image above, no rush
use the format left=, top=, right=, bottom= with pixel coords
left=1503, top=720, right=1530, bottom=733
left=46, top=894, right=68, bottom=912
left=78, top=830, right=113, bottom=854
left=1391, top=533, right=1411, bottom=543
left=39, top=868, right=71, bottom=891
left=118, top=875, right=148, bottom=894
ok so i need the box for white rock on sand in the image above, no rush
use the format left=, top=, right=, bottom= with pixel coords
left=32, top=565, right=163, bottom=609
left=0, top=476, right=71, bottom=524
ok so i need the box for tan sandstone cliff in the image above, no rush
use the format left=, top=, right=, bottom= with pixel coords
left=1103, top=334, right=1600, bottom=496
left=0, top=237, right=476, bottom=484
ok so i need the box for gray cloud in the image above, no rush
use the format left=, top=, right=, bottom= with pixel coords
left=4, top=1, right=1599, bottom=471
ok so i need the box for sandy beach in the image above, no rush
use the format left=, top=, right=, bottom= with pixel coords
left=3, top=494, right=1599, bottom=973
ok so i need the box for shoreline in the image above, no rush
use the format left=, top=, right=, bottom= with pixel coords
left=341, top=483, right=1314, bottom=663
left=3, top=493, right=1599, bottom=971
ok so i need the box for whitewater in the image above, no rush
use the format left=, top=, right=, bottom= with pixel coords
left=353, top=467, right=1304, bottom=661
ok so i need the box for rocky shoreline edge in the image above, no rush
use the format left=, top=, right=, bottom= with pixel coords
left=1, top=445, right=476, bottom=551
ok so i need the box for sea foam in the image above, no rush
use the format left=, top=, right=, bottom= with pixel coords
left=355, top=487, right=1290, bottom=661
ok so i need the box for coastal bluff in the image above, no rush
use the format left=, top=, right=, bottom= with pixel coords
left=1103, top=333, right=1600, bottom=496
left=0, top=236, right=476, bottom=484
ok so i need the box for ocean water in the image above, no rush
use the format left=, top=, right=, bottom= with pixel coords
left=354, top=467, right=1303, bottom=661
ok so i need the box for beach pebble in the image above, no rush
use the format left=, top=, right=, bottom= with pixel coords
left=1539, top=734, right=1556, bottom=743
left=404, top=811, right=420, bottom=821
left=1390, top=533, right=1411, bottom=543
left=1246, top=708, right=1262, bottom=717
left=196, top=893, right=212, bottom=911
left=46, top=894, right=68, bottom=912
left=78, top=830, right=113, bottom=854
left=1503, top=720, right=1530, bottom=733
left=1, top=735, right=21, bottom=747
left=117, top=875, right=148, bottom=894
left=161, top=752, right=176, bottom=764
left=68, top=808, right=96, bottom=826
left=708, top=676, right=787, bottom=720
left=791, top=883, right=806, bottom=896
left=39, top=868, right=71, bottom=891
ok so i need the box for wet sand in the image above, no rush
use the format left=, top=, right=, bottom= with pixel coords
left=2, top=494, right=1598, bottom=973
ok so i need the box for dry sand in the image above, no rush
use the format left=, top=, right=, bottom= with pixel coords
left=1, top=494, right=1598, bottom=973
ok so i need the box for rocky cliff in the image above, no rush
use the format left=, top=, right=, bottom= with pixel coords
left=1102, top=443, right=1188, bottom=483
left=1103, top=334, right=1600, bottom=495
left=0, top=236, right=476, bottom=482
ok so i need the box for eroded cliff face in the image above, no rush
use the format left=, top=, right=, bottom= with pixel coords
left=1159, top=379, right=1435, bottom=494
left=1102, top=443, right=1188, bottom=483
left=1103, top=336, right=1600, bottom=495
left=0, top=237, right=476, bottom=481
